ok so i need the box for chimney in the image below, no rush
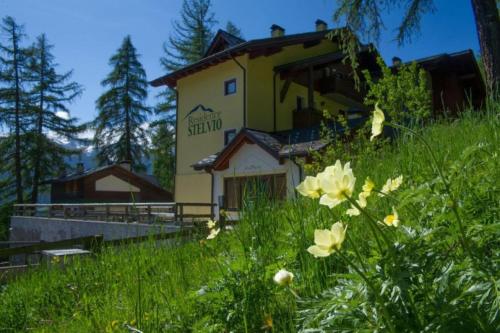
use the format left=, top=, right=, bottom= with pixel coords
left=76, top=162, right=84, bottom=174
left=270, top=24, right=285, bottom=38
left=119, top=160, right=131, bottom=171
left=315, top=19, right=327, bottom=31
left=392, top=56, right=402, bottom=67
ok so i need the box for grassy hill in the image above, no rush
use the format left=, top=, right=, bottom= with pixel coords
left=0, top=103, right=498, bottom=332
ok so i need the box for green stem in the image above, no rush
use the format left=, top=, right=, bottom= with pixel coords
left=345, top=195, right=392, bottom=249
left=345, top=233, right=368, bottom=272
left=373, top=189, right=421, bottom=222
left=337, top=251, right=396, bottom=333
left=387, top=122, right=472, bottom=258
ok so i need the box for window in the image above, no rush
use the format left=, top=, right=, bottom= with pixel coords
left=224, top=79, right=237, bottom=95
left=224, top=129, right=237, bottom=146
left=224, top=174, right=287, bottom=210
left=296, top=96, right=304, bottom=111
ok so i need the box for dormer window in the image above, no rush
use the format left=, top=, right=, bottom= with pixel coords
left=224, top=79, right=237, bottom=95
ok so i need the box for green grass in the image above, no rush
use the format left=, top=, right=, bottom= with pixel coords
left=0, top=103, right=499, bottom=332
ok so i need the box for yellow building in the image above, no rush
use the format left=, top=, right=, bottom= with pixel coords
left=151, top=21, right=485, bottom=219
left=151, top=21, right=380, bottom=218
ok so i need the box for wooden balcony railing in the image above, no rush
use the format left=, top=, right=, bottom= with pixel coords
left=13, top=202, right=216, bottom=225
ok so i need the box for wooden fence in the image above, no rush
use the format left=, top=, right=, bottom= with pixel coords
left=13, top=202, right=216, bottom=224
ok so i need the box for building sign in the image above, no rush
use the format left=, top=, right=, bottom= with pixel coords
left=184, top=104, right=223, bottom=136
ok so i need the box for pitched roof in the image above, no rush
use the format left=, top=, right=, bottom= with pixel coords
left=204, top=29, right=246, bottom=57
left=192, top=116, right=368, bottom=171
left=48, top=164, right=165, bottom=192
left=150, top=29, right=345, bottom=88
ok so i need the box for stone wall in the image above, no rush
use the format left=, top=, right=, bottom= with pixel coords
left=9, top=216, right=178, bottom=243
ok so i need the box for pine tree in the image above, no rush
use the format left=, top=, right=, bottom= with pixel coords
left=0, top=16, right=31, bottom=203
left=226, top=21, right=243, bottom=38
left=152, top=0, right=217, bottom=190
left=27, top=34, right=84, bottom=203
left=161, top=0, right=217, bottom=72
left=93, top=35, right=150, bottom=172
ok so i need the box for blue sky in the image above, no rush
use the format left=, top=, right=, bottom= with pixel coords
left=1, top=0, right=479, bottom=123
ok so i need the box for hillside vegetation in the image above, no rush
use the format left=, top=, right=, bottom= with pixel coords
left=0, top=102, right=499, bottom=332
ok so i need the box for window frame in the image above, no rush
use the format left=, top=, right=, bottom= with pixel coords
left=224, top=129, right=237, bottom=146
left=224, top=78, right=237, bottom=96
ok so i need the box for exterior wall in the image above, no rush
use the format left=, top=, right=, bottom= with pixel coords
left=95, top=175, right=140, bottom=192
left=212, top=142, right=300, bottom=220
left=51, top=166, right=172, bottom=203
left=246, top=39, right=349, bottom=131
left=173, top=38, right=363, bottom=205
left=9, top=216, right=177, bottom=243
left=175, top=55, right=247, bottom=203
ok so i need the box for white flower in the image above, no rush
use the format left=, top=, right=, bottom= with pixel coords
left=296, top=176, right=321, bottom=198
left=379, top=175, right=404, bottom=196
left=207, top=228, right=220, bottom=240
left=370, top=103, right=385, bottom=141
left=197, top=287, right=207, bottom=296
left=273, top=269, right=294, bottom=286
left=317, top=160, right=356, bottom=209
left=307, top=222, right=347, bottom=257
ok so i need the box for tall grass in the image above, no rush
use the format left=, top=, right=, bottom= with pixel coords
left=0, top=102, right=498, bottom=332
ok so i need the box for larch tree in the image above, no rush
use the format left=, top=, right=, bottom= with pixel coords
left=226, top=20, right=243, bottom=38
left=152, top=0, right=218, bottom=190
left=332, top=0, right=500, bottom=93
left=0, top=16, right=31, bottom=203
left=27, top=34, right=84, bottom=203
left=93, top=35, right=150, bottom=172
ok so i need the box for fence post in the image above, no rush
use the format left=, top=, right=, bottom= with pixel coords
left=105, top=204, right=110, bottom=222
left=147, top=205, right=151, bottom=223
left=179, top=203, right=184, bottom=226
left=47, top=205, right=52, bottom=218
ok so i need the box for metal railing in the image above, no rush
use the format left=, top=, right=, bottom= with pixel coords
left=13, top=202, right=216, bottom=224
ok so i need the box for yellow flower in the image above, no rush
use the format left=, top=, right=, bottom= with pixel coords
left=383, top=207, right=400, bottom=227
left=379, top=175, right=403, bottom=196
left=370, top=103, right=385, bottom=141
left=207, top=219, right=217, bottom=229
left=207, top=228, right=220, bottom=240
left=362, top=177, right=375, bottom=195
left=346, top=178, right=373, bottom=216
left=307, top=222, right=347, bottom=257
left=261, top=314, right=273, bottom=330
left=317, top=160, right=356, bottom=208
left=273, top=269, right=294, bottom=286
left=111, top=320, right=119, bottom=329
left=296, top=176, right=321, bottom=198
left=345, top=191, right=369, bottom=216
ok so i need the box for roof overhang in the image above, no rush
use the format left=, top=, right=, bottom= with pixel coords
left=150, top=29, right=344, bottom=89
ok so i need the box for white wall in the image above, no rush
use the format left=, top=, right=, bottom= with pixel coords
left=212, top=143, right=301, bottom=220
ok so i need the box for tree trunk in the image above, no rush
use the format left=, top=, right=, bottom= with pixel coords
left=471, top=0, right=500, bottom=93
left=31, top=43, right=45, bottom=204
left=12, top=28, right=23, bottom=204
left=124, top=46, right=132, bottom=167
